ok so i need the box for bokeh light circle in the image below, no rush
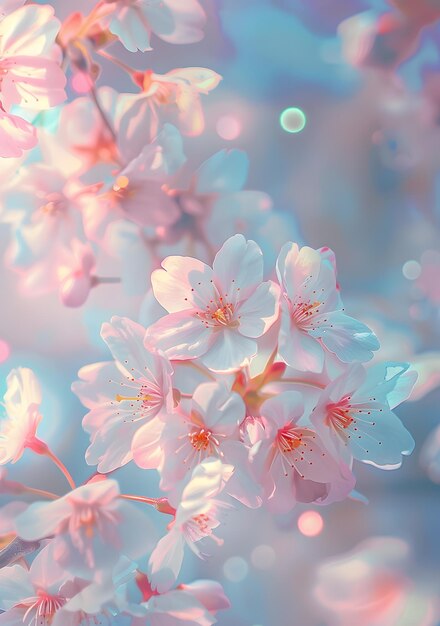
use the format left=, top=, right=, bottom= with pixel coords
left=297, top=510, right=324, bottom=537
left=402, top=260, right=421, bottom=280
left=280, top=107, right=307, bottom=133
left=223, top=556, right=249, bottom=582
left=0, top=339, right=10, bottom=363
left=216, top=115, right=242, bottom=140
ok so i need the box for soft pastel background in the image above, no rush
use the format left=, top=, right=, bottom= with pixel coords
left=1, top=1, right=439, bottom=625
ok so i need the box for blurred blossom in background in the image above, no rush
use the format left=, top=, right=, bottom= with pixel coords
left=0, top=1, right=440, bottom=625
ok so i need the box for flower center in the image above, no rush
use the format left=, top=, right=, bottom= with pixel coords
left=112, top=379, right=163, bottom=423
left=277, top=426, right=303, bottom=453
left=22, top=591, right=66, bottom=625
left=193, top=512, right=211, bottom=532
left=188, top=428, right=217, bottom=451
left=39, top=192, right=67, bottom=216
left=326, top=396, right=354, bottom=430
left=291, top=298, right=322, bottom=328
left=197, top=297, right=240, bottom=329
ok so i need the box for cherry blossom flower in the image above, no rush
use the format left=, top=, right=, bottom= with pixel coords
left=147, top=234, right=279, bottom=371
left=0, top=3, right=66, bottom=156
left=48, top=87, right=121, bottom=179
left=106, top=149, right=283, bottom=296
left=72, top=316, right=174, bottom=473
left=1, top=139, right=97, bottom=279
left=276, top=242, right=379, bottom=372
left=311, top=363, right=416, bottom=469
left=0, top=367, right=42, bottom=465
left=251, top=391, right=355, bottom=513
left=0, top=548, right=76, bottom=626
left=129, top=67, right=221, bottom=136
left=133, top=381, right=261, bottom=507
left=0, top=107, right=36, bottom=158
left=104, top=0, right=206, bottom=52
left=162, top=148, right=272, bottom=251
left=148, top=458, right=233, bottom=593
left=15, top=479, right=155, bottom=580
left=0, top=4, right=66, bottom=110
left=84, top=124, right=185, bottom=243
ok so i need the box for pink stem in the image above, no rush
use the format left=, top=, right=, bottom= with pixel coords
left=19, top=485, right=59, bottom=501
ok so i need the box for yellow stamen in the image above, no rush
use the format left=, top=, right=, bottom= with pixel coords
left=115, top=394, right=153, bottom=403
left=113, top=175, right=129, bottom=192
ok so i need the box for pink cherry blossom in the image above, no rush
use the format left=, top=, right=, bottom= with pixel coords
left=147, top=234, right=279, bottom=371
left=148, top=458, right=233, bottom=592
left=15, top=479, right=155, bottom=580
left=0, top=548, right=77, bottom=626
left=73, top=316, right=174, bottom=473
left=83, top=123, right=184, bottom=243
left=276, top=242, right=379, bottom=372
left=0, top=367, right=42, bottom=465
left=310, top=363, right=416, bottom=469
left=134, top=381, right=261, bottom=507
left=251, top=391, right=355, bottom=513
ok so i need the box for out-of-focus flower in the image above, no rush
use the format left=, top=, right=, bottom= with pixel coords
left=1, top=135, right=98, bottom=279
left=15, top=479, right=155, bottom=580
left=130, top=67, right=222, bottom=136
left=148, top=458, right=233, bottom=593
left=121, top=571, right=230, bottom=626
left=147, top=234, right=279, bottom=371
left=53, top=87, right=121, bottom=177
left=421, top=424, right=440, bottom=484
left=311, top=362, right=416, bottom=468
left=164, top=148, right=272, bottom=250
left=134, top=381, right=261, bottom=507
left=84, top=124, right=185, bottom=242
left=390, top=0, right=440, bottom=26
left=0, top=548, right=76, bottom=626
left=251, top=391, right=355, bottom=513
left=106, top=148, right=281, bottom=296
left=73, top=316, right=174, bottom=473
left=57, top=239, right=96, bottom=307
left=314, top=536, right=438, bottom=626
left=0, top=368, right=42, bottom=465
left=0, top=3, right=66, bottom=157
left=338, top=3, right=440, bottom=73
left=276, top=243, right=379, bottom=372
left=104, top=0, right=206, bottom=52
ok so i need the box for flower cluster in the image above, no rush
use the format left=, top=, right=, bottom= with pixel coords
left=0, top=1, right=422, bottom=623
left=0, top=235, right=416, bottom=623
left=0, top=0, right=288, bottom=307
